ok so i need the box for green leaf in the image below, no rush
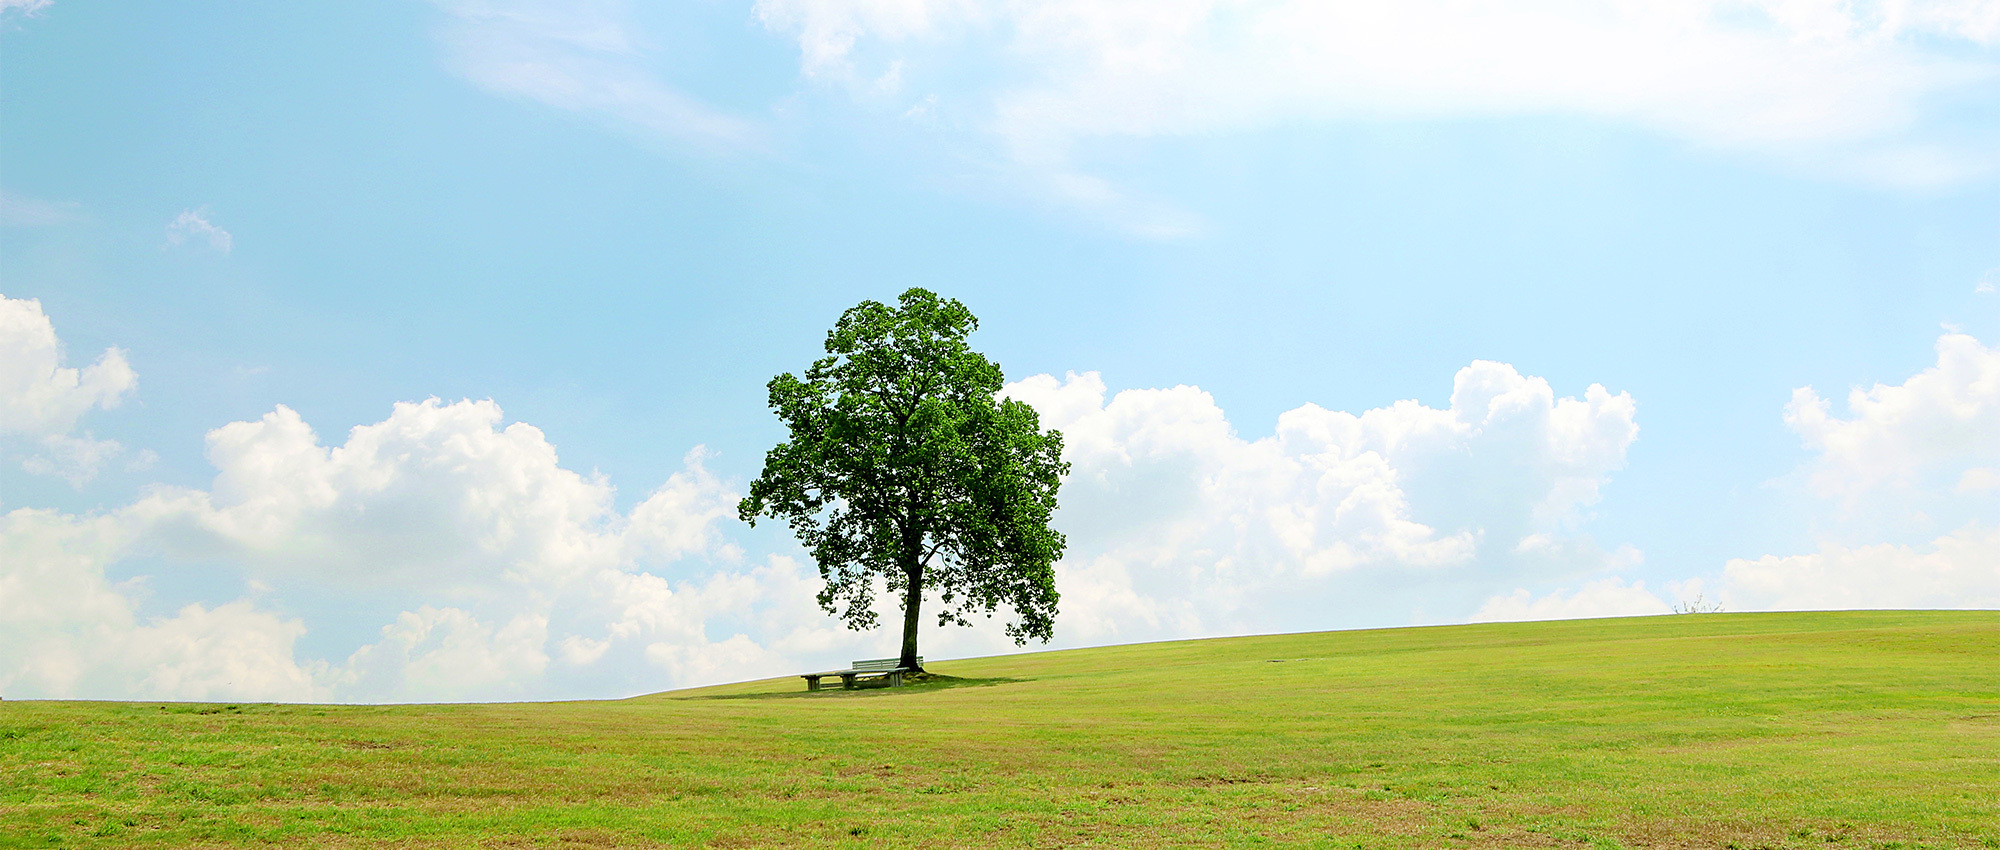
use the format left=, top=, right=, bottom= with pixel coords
left=739, top=288, right=1067, bottom=666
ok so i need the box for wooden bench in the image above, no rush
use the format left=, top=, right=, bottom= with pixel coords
left=800, top=657, right=921, bottom=691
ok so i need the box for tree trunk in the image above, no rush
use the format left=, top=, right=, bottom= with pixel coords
left=898, top=560, right=924, bottom=672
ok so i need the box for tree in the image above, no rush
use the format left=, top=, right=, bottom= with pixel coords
left=737, top=288, right=1068, bottom=672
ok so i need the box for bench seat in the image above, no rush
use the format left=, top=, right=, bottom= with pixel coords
left=800, top=657, right=922, bottom=690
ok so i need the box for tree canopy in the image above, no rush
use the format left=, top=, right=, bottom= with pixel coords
left=737, top=288, right=1068, bottom=671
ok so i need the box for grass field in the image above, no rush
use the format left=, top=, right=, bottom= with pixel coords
left=2, top=610, right=1996, bottom=848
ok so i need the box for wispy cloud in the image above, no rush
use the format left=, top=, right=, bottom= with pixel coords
left=165, top=207, right=232, bottom=253
left=0, top=190, right=84, bottom=226
left=765, top=0, right=2000, bottom=162
left=0, top=0, right=54, bottom=19
left=756, top=0, right=2000, bottom=229
left=22, top=432, right=125, bottom=487
left=430, top=0, right=761, bottom=155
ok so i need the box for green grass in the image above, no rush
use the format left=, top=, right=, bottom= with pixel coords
left=3, top=611, right=1997, bottom=848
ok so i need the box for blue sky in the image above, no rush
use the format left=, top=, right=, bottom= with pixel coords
left=2, top=0, right=1997, bottom=702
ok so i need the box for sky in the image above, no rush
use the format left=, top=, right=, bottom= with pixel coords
left=2, top=0, right=1997, bottom=703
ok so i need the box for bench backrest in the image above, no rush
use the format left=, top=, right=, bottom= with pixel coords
left=851, top=657, right=919, bottom=672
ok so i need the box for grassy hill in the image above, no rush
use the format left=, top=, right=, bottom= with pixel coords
left=3, top=611, right=1996, bottom=848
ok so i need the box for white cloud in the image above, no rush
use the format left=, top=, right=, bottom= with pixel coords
left=0, top=389, right=846, bottom=701
left=0, top=510, right=144, bottom=688
left=165, top=208, right=232, bottom=253
left=337, top=606, right=550, bottom=701
left=131, top=399, right=630, bottom=588
left=755, top=0, right=970, bottom=80
left=1713, top=331, right=2000, bottom=611
left=120, top=398, right=803, bottom=698
left=0, top=295, right=136, bottom=483
left=625, top=447, right=742, bottom=563
left=757, top=0, right=2000, bottom=226
left=126, top=398, right=745, bottom=599
left=1721, top=523, right=2000, bottom=610
left=430, top=0, right=760, bottom=154
left=772, top=1, right=2000, bottom=146
left=1978, top=268, right=1998, bottom=294
left=0, top=508, right=327, bottom=702
left=645, top=633, right=792, bottom=687
left=1004, top=361, right=1639, bottom=643
left=127, top=602, right=323, bottom=701
left=579, top=554, right=855, bottom=685
left=0, top=303, right=825, bottom=702
left=21, top=432, right=125, bottom=486
left=0, top=295, right=137, bottom=438
left=1784, top=332, right=2000, bottom=506
left=1470, top=577, right=1672, bottom=623
left=557, top=634, right=611, bottom=665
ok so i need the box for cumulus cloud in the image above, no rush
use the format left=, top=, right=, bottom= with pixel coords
left=125, top=397, right=807, bottom=699
left=1004, top=362, right=1639, bottom=643
left=756, top=0, right=2000, bottom=227
left=625, top=447, right=742, bottom=563
left=1784, top=332, right=1999, bottom=510
left=0, top=508, right=328, bottom=701
left=337, top=606, right=550, bottom=701
left=165, top=208, right=232, bottom=253
left=1470, top=577, right=1672, bottom=623
left=430, top=0, right=760, bottom=154
left=1713, top=331, right=2000, bottom=611
left=126, top=602, right=323, bottom=701
left=132, top=399, right=629, bottom=588
left=0, top=295, right=136, bottom=483
left=0, top=295, right=137, bottom=438
left=645, top=633, right=791, bottom=687
left=20, top=432, right=127, bottom=486
left=1786, top=332, right=2000, bottom=489
left=584, top=555, right=838, bottom=686
left=0, top=386, right=866, bottom=701
left=1722, top=524, right=2000, bottom=610
left=0, top=304, right=858, bottom=701
left=126, top=399, right=749, bottom=593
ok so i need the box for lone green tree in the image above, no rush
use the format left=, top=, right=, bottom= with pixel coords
left=738, top=288, right=1068, bottom=672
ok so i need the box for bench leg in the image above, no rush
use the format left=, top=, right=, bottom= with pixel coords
left=889, top=671, right=904, bottom=688
left=839, top=674, right=856, bottom=689
left=805, top=675, right=821, bottom=691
